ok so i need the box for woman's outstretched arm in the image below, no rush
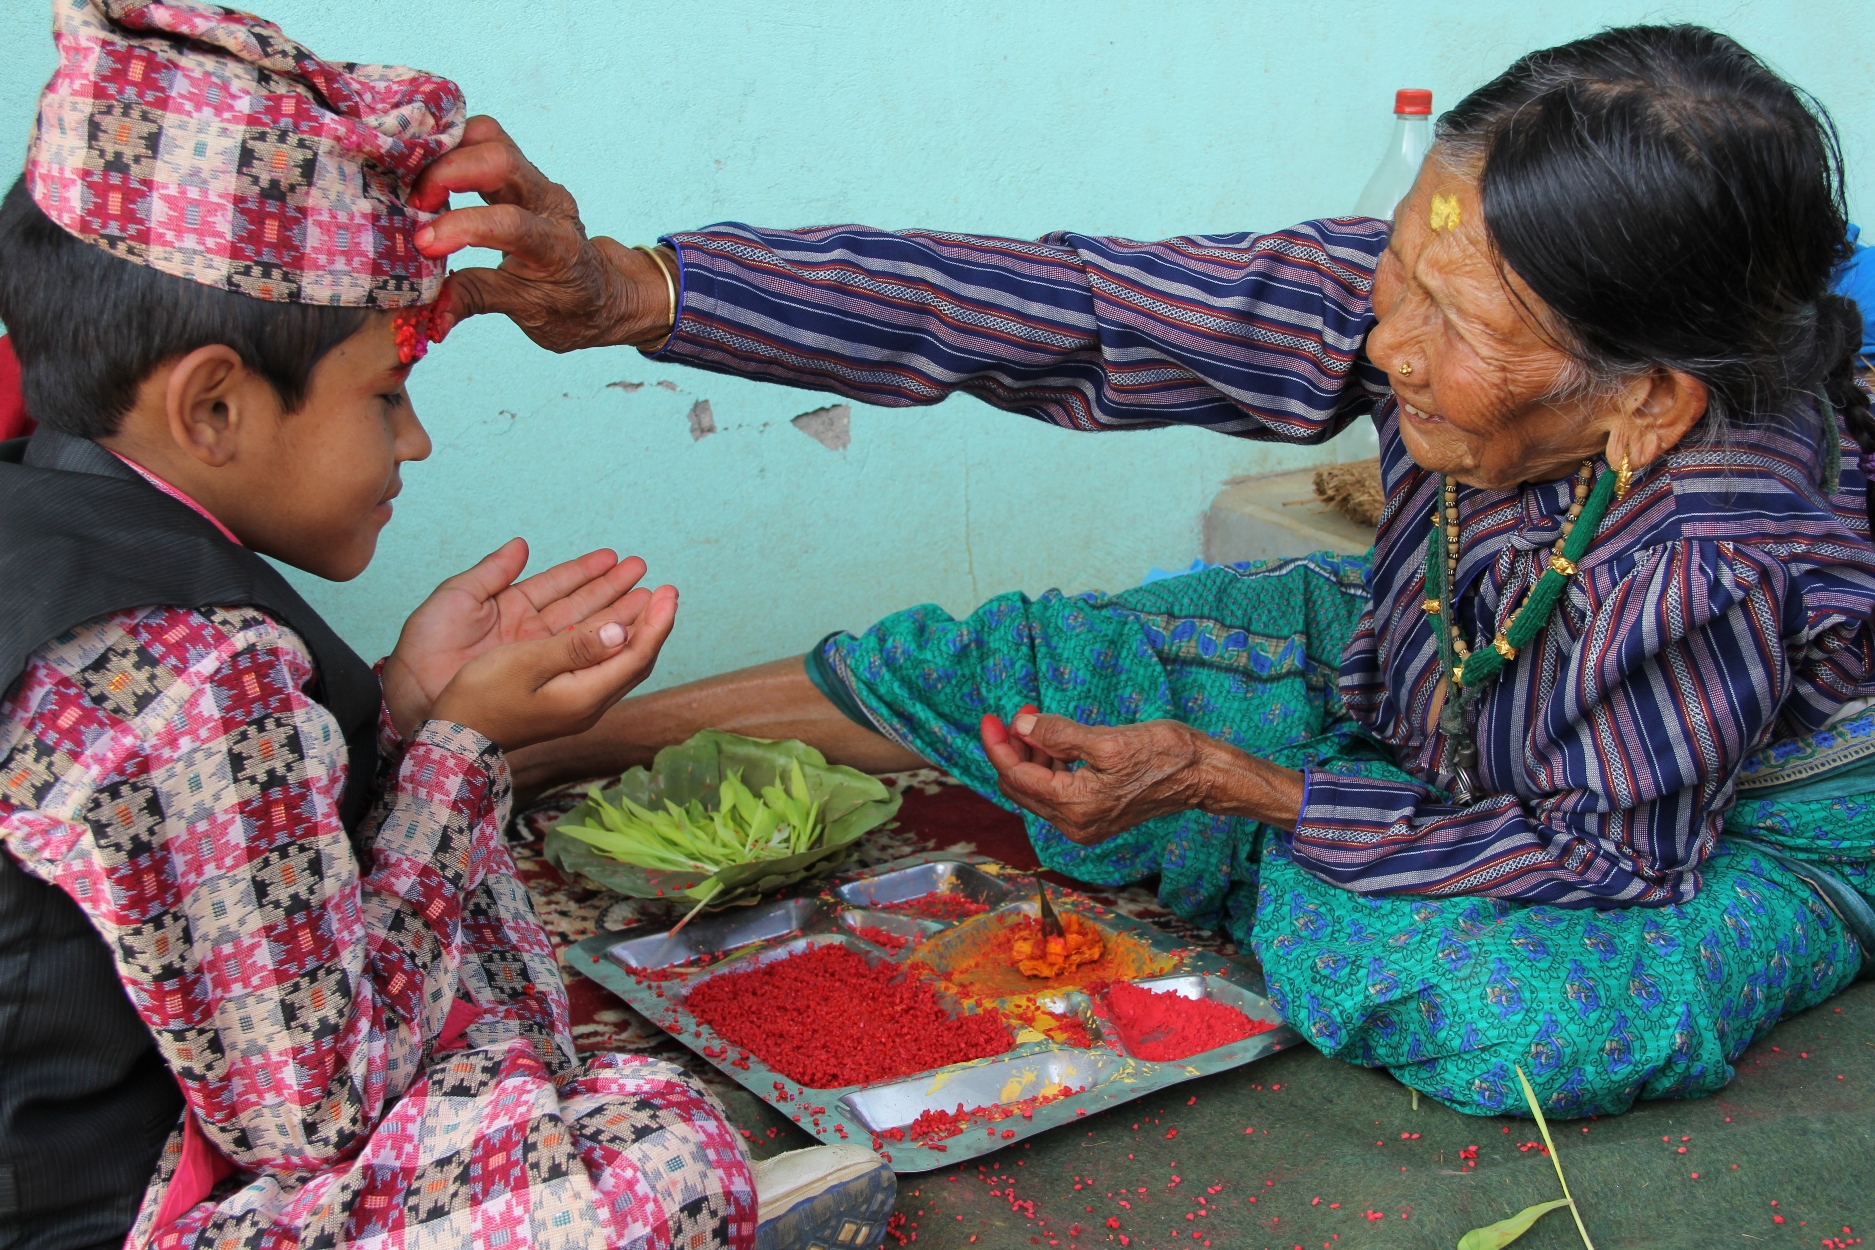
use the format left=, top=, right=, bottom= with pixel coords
left=414, top=117, right=1388, bottom=441
left=504, top=656, right=924, bottom=796
left=644, top=219, right=1383, bottom=438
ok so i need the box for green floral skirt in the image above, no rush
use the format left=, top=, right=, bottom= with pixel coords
left=814, top=555, right=1871, bottom=1118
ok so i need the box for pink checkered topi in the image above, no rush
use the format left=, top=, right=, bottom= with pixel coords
left=26, top=0, right=465, bottom=308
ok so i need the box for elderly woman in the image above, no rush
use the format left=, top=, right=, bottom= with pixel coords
left=417, top=25, right=1875, bottom=1118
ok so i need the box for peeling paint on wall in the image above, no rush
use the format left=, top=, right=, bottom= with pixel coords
left=688, top=399, right=717, bottom=440
left=791, top=404, right=851, bottom=451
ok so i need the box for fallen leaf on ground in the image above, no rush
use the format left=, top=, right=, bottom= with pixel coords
left=1456, top=1198, right=1572, bottom=1249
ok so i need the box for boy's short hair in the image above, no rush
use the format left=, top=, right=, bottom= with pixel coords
left=0, top=178, right=370, bottom=440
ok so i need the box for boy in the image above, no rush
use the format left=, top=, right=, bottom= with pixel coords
left=0, top=4, right=892, bottom=1250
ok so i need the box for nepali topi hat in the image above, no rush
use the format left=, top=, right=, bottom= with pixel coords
left=25, top=0, right=465, bottom=308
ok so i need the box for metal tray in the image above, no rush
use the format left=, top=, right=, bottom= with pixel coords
left=567, top=853, right=1300, bottom=1173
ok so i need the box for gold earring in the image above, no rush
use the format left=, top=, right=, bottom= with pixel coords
left=1615, top=453, right=1633, bottom=498
left=1398, top=362, right=1414, bottom=376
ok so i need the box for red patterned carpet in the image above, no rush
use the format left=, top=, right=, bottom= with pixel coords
left=507, top=769, right=1229, bottom=1083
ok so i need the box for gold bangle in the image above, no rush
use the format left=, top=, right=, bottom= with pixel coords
left=632, top=243, right=677, bottom=350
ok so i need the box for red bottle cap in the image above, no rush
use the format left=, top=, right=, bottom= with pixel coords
left=1394, top=89, right=1433, bottom=115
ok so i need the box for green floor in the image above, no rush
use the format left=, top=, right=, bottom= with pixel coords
left=725, top=977, right=1875, bottom=1250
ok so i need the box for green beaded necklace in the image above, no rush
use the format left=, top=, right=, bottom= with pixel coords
left=1421, top=458, right=1621, bottom=802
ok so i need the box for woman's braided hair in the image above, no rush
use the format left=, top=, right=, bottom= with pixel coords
left=1815, top=294, right=1873, bottom=453
left=1435, top=25, right=1874, bottom=481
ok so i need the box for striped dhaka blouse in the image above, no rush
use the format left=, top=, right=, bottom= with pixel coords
left=654, top=216, right=1875, bottom=907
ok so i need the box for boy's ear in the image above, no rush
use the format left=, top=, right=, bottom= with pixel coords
left=163, top=345, right=255, bottom=468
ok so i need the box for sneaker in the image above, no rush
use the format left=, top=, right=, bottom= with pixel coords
left=752, top=1144, right=897, bottom=1250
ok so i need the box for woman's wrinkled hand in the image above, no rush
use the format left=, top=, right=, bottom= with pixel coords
left=382, top=539, right=657, bottom=740
left=981, top=707, right=1305, bottom=843
left=979, top=707, right=1215, bottom=844
left=410, top=116, right=670, bottom=351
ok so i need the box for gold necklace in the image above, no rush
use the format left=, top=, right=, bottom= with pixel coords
left=1423, top=458, right=1616, bottom=803
left=1434, top=460, right=1594, bottom=680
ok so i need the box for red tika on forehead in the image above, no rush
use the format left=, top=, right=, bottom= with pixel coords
left=25, top=0, right=465, bottom=309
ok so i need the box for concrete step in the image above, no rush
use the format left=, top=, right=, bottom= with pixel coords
left=1202, top=467, right=1376, bottom=564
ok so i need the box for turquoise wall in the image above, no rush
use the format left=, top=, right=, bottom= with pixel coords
left=4, top=1, right=1870, bottom=687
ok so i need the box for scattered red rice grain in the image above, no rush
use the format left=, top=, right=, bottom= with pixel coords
left=892, top=1086, right=1084, bottom=1143
left=878, top=893, right=993, bottom=922
left=1031, top=1010, right=1096, bottom=1049
left=851, top=924, right=912, bottom=954
left=622, top=952, right=724, bottom=984
left=1101, top=982, right=1274, bottom=1062
left=683, top=945, right=1011, bottom=1087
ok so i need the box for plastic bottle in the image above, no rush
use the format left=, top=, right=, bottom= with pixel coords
left=1326, top=90, right=1431, bottom=464
left=1353, top=89, right=1434, bottom=220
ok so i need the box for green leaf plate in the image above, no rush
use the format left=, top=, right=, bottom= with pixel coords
left=543, top=730, right=903, bottom=907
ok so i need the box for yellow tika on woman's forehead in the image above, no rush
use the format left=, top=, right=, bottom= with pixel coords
left=1429, top=193, right=1462, bottom=232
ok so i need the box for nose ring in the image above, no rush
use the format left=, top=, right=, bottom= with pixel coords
left=1398, top=362, right=1414, bottom=376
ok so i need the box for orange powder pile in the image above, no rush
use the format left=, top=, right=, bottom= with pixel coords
left=922, top=912, right=1174, bottom=1003
left=1010, top=912, right=1105, bottom=978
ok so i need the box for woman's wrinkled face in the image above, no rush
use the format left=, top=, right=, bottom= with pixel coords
left=1366, top=158, right=1616, bottom=490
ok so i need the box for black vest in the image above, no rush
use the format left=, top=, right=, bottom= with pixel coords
left=0, top=431, right=380, bottom=1250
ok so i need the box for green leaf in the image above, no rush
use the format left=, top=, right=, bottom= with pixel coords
left=544, top=730, right=901, bottom=905
left=1456, top=1199, right=1572, bottom=1250
left=1515, top=1065, right=1596, bottom=1250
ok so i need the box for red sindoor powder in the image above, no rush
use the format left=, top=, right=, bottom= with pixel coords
left=684, top=945, right=1012, bottom=1088
left=1101, top=982, right=1274, bottom=1062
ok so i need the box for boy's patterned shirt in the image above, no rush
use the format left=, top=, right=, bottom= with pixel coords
left=0, top=603, right=567, bottom=1177
left=0, top=603, right=756, bottom=1250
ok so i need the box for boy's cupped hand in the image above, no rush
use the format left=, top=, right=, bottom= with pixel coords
left=429, top=582, right=677, bottom=753
left=382, top=538, right=673, bottom=744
